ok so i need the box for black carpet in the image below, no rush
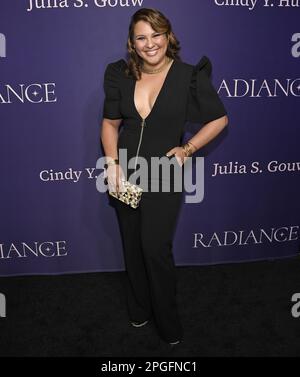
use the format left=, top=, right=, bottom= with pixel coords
left=1, top=256, right=300, bottom=357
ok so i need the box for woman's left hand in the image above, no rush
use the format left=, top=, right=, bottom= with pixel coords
left=165, top=146, right=187, bottom=167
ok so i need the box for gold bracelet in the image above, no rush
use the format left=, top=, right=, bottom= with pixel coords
left=181, top=143, right=193, bottom=157
left=187, top=141, right=197, bottom=151
left=106, top=158, right=119, bottom=167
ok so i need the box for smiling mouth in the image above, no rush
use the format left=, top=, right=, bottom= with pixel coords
left=145, top=49, right=159, bottom=56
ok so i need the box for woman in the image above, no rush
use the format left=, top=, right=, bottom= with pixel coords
left=100, top=8, right=228, bottom=346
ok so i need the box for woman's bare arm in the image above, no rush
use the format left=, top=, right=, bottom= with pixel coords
left=166, top=115, right=229, bottom=164
left=100, top=118, right=122, bottom=160
left=188, top=115, right=229, bottom=152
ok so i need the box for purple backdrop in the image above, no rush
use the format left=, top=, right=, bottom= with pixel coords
left=1, top=1, right=299, bottom=276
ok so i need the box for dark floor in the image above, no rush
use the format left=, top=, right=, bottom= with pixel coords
left=1, top=256, right=300, bottom=357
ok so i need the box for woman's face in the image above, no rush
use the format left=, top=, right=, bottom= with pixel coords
left=133, top=20, right=168, bottom=66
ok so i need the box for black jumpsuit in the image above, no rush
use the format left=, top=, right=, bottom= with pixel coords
left=102, top=55, right=227, bottom=343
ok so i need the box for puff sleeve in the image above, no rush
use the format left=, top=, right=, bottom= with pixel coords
left=102, top=60, right=123, bottom=120
left=186, top=55, right=227, bottom=124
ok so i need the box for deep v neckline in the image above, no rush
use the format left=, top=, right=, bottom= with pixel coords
left=133, top=59, right=176, bottom=122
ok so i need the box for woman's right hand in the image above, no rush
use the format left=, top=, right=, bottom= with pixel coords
left=105, top=164, right=126, bottom=194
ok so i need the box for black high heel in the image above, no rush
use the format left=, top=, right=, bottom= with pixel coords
left=130, top=320, right=149, bottom=327
left=169, top=340, right=181, bottom=346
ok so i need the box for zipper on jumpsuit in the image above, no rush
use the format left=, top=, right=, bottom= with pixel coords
left=133, top=118, right=146, bottom=171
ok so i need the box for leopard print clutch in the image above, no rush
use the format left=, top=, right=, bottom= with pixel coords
left=108, top=179, right=143, bottom=209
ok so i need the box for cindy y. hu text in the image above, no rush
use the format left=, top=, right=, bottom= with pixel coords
left=96, top=149, right=205, bottom=204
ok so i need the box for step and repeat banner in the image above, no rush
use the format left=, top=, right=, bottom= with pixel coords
left=1, top=1, right=299, bottom=276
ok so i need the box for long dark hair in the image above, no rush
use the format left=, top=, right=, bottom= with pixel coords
left=125, top=8, right=181, bottom=80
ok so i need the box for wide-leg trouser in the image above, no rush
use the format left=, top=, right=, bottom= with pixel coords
left=112, top=191, right=184, bottom=343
